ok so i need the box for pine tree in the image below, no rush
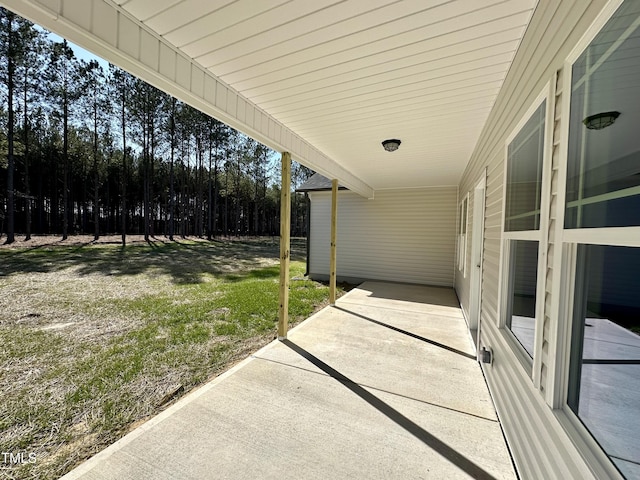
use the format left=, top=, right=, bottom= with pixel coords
left=0, top=8, right=17, bottom=243
left=109, top=65, right=132, bottom=245
left=80, top=60, right=110, bottom=240
left=45, top=39, right=80, bottom=240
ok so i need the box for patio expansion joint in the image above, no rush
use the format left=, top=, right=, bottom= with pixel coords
left=251, top=353, right=498, bottom=424
left=277, top=339, right=502, bottom=480
left=335, top=299, right=465, bottom=320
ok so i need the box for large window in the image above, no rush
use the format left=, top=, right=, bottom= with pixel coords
left=568, top=245, right=640, bottom=478
left=502, top=101, right=546, bottom=361
left=564, top=2, right=640, bottom=478
left=565, top=2, right=640, bottom=229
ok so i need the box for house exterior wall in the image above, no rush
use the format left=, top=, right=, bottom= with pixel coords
left=308, top=187, right=457, bottom=286
left=455, top=1, right=629, bottom=479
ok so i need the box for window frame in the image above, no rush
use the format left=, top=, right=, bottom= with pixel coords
left=457, top=193, right=469, bottom=277
left=498, top=85, right=554, bottom=380
left=547, top=1, right=640, bottom=477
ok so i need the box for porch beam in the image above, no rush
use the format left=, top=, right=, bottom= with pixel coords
left=278, top=152, right=292, bottom=340
left=330, top=179, right=338, bottom=305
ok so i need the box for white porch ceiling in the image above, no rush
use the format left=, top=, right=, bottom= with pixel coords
left=3, top=0, right=537, bottom=193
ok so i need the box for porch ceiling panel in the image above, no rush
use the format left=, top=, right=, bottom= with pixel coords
left=4, top=0, right=538, bottom=192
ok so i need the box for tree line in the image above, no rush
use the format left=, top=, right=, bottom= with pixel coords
left=0, top=8, right=313, bottom=245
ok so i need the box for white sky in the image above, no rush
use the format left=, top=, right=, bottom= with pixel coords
left=42, top=27, right=110, bottom=70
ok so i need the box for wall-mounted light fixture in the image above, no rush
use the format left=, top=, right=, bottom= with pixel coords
left=583, top=111, right=620, bottom=130
left=382, top=139, right=401, bottom=152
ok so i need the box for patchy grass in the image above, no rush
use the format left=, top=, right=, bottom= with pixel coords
left=0, top=236, right=340, bottom=479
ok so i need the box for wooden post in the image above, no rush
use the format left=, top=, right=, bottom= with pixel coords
left=278, top=152, right=292, bottom=339
left=330, top=179, right=338, bottom=305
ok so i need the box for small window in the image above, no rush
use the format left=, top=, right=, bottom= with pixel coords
left=504, top=240, right=538, bottom=357
left=505, top=102, right=546, bottom=232
left=502, top=99, right=547, bottom=362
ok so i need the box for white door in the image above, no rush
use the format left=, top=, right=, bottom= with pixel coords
left=468, top=173, right=486, bottom=343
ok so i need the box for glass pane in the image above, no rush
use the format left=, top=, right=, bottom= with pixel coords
left=565, top=1, right=640, bottom=228
left=461, top=198, right=468, bottom=234
left=568, top=244, right=640, bottom=479
left=505, top=101, right=546, bottom=232
left=505, top=240, right=538, bottom=357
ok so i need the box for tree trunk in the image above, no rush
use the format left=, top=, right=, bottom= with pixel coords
left=253, top=160, right=259, bottom=236
left=213, top=163, right=218, bottom=239
left=105, top=158, right=110, bottom=234
left=168, top=101, right=175, bottom=241
left=180, top=139, right=186, bottom=238
left=23, top=63, right=31, bottom=241
left=121, top=82, right=127, bottom=246
left=236, top=152, right=241, bottom=236
left=150, top=120, right=155, bottom=237
left=223, top=164, right=228, bottom=237
left=4, top=13, right=15, bottom=244
left=197, top=139, right=204, bottom=237
left=143, top=111, right=150, bottom=241
left=93, top=97, right=100, bottom=240
left=169, top=150, right=175, bottom=241
left=61, top=43, right=69, bottom=240
left=207, top=133, right=214, bottom=240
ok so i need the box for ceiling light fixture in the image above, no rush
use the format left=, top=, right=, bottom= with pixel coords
left=382, top=139, right=401, bottom=152
left=583, top=111, right=620, bottom=130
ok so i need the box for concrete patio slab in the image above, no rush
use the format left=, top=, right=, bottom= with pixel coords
left=61, top=282, right=516, bottom=480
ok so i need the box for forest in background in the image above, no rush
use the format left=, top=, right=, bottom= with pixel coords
left=0, top=8, right=313, bottom=245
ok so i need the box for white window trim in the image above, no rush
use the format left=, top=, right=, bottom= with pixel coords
left=545, top=2, right=635, bottom=478
left=497, top=83, right=554, bottom=383
left=458, top=194, right=469, bottom=277
left=563, top=227, right=640, bottom=248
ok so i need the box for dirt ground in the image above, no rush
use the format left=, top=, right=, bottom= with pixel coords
left=0, top=234, right=319, bottom=479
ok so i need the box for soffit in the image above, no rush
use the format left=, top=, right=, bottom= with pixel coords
left=75, top=1, right=540, bottom=190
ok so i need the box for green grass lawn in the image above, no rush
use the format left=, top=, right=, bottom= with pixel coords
left=0, top=237, right=338, bottom=479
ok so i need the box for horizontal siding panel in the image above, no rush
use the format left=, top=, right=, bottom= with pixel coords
left=553, top=120, right=563, bottom=146
left=483, top=269, right=500, bottom=299
left=552, top=146, right=561, bottom=169
left=483, top=322, right=593, bottom=480
left=548, top=220, right=556, bottom=244
left=549, top=196, right=557, bottom=219
left=546, top=264, right=554, bottom=290
left=309, top=188, right=456, bottom=286
left=485, top=199, right=503, bottom=220
left=551, top=171, right=560, bottom=197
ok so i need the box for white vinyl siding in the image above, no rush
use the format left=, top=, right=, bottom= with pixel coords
left=543, top=68, right=566, bottom=404
left=308, top=187, right=457, bottom=286
left=455, top=1, right=619, bottom=479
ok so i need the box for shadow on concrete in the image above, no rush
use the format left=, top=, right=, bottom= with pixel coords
left=282, top=339, right=497, bottom=480
left=362, top=282, right=461, bottom=308
left=333, top=306, right=476, bottom=360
